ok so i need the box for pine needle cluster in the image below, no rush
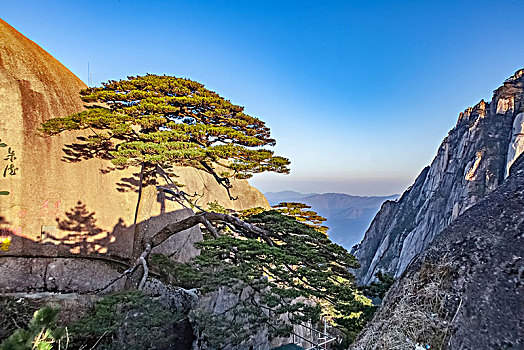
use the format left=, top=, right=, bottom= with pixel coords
left=41, top=74, right=290, bottom=182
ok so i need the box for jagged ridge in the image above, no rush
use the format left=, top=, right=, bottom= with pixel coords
left=352, top=69, right=524, bottom=284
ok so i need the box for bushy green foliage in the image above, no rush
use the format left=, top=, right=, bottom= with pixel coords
left=40, top=74, right=290, bottom=183
left=0, top=297, right=40, bottom=343
left=237, top=206, right=266, bottom=217
left=68, top=291, right=183, bottom=350
left=338, top=270, right=397, bottom=345
left=206, top=200, right=229, bottom=214
left=1, top=293, right=188, bottom=350
left=361, top=271, right=395, bottom=300
left=151, top=253, right=204, bottom=290
left=155, top=209, right=371, bottom=347
left=0, top=306, right=66, bottom=350
left=272, top=201, right=329, bottom=234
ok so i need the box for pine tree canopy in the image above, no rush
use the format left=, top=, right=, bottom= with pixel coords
left=152, top=208, right=370, bottom=347
left=41, top=74, right=290, bottom=183
left=272, top=201, right=329, bottom=234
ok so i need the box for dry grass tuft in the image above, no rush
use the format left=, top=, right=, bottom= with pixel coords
left=351, top=257, right=461, bottom=350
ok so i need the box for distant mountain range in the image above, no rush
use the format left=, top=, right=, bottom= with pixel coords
left=264, top=191, right=399, bottom=249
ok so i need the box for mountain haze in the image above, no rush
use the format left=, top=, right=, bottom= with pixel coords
left=265, top=191, right=398, bottom=248
left=264, top=191, right=315, bottom=204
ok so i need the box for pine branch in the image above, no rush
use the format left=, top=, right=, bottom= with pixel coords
left=199, top=161, right=238, bottom=201
left=149, top=211, right=272, bottom=248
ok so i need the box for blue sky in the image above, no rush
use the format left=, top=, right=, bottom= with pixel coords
left=3, top=0, right=523, bottom=195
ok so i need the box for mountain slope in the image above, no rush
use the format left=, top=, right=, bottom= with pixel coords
left=266, top=191, right=398, bottom=248
left=352, top=69, right=524, bottom=284
left=351, top=153, right=524, bottom=350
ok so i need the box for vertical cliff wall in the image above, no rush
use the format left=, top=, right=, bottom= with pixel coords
left=351, top=153, right=524, bottom=350
left=352, top=69, right=524, bottom=284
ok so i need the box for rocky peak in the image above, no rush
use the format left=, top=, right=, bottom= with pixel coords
left=352, top=69, right=524, bottom=284
left=456, top=99, right=487, bottom=125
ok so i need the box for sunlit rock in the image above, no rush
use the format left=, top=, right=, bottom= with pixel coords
left=0, top=18, right=269, bottom=293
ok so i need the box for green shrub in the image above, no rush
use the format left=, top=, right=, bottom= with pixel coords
left=0, top=306, right=66, bottom=350
left=68, top=291, right=184, bottom=350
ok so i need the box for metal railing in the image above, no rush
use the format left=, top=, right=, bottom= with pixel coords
left=290, top=318, right=337, bottom=350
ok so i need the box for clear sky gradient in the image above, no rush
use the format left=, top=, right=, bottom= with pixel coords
left=3, top=0, right=523, bottom=195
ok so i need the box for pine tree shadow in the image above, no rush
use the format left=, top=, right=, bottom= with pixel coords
left=116, top=165, right=183, bottom=195
left=41, top=201, right=131, bottom=258
left=61, top=137, right=113, bottom=163
left=0, top=202, right=200, bottom=265
left=0, top=202, right=133, bottom=261
left=116, top=171, right=145, bottom=193
left=60, top=137, right=156, bottom=193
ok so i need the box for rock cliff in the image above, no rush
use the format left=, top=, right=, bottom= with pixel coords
left=351, top=152, right=524, bottom=350
left=0, top=18, right=269, bottom=293
left=352, top=69, right=524, bottom=284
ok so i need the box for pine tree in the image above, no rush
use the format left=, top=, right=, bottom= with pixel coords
left=41, top=74, right=289, bottom=196
left=153, top=209, right=371, bottom=347
left=272, top=201, right=329, bottom=234
left=41, top=74, right=370, bottom=346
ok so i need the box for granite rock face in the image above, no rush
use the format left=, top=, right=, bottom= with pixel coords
left=0, top=257, right=126, bottom=293
left=351, top=153, right=524, bottom=350
left=142, top=278, right=198, bottom=314
left=352, top=69, right=524, bottom=284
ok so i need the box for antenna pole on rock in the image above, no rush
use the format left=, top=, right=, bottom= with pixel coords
left=87, top=62, right=92, bottom=87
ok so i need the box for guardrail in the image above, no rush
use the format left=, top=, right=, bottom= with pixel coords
left=290, top=318, right=337, bottom=350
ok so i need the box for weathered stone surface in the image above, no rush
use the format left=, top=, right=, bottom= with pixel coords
left=506, top=111, right=524, bottom=177
left=351, top=153, right=524, bottom=350
left=0, top=257, right=46, bottom=292
left=142, top=278, right=198, bottom=313
left=0, top=257, right=125, bottom=293
left=46, top=258, right=126, bottom=293
left=352, top=69, right=524, bottom=284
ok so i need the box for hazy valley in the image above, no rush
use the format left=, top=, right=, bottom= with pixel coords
left=264, top=191, right=399, bottom=248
